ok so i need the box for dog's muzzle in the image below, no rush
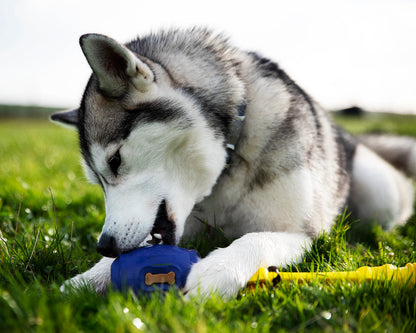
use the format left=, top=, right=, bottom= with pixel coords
left=96, top=200, right=176, bottom=257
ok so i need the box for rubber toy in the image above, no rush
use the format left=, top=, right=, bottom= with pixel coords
left=246, top=263, right=416, bottom=290
left=111, top=245, right=200, bottom=293
left=111, top=245, right=416, bottom=294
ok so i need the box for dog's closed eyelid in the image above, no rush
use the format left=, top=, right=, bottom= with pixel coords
left=108, top=150, right=122, bottom=175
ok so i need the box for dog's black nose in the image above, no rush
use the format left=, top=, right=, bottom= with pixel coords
left=96, top=233, right=120, bottom=257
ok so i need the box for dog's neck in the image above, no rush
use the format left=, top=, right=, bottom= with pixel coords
left=225, top=101, right=246, bottom=167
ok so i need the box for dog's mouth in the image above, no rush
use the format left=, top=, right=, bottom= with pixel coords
left=147, top=200, right=176, bottom=246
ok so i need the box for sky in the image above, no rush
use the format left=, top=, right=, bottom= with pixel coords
left=0, top=0, right=415, bottom=113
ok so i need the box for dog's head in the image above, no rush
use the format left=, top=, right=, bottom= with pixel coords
left=51, top=33, right=232, bottom=257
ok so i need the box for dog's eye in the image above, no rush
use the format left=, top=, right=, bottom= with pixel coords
left=108, top=150, right=121, bottom=175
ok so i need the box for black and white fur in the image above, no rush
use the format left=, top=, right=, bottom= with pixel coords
left=52, top=28, right=416, bottom=297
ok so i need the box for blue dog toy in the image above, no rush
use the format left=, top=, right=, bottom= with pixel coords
left=111, top=245, right=200, bottom=293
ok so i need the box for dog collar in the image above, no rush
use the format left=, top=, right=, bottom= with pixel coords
left=225, top=101, right=246, bottom=166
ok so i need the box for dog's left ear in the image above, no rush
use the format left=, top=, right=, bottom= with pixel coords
left=50, top=108, right=79, bottom=127
left=79, top=34, right=154, bottom=97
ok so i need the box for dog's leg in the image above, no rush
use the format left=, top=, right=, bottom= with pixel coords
left=350, top=144, right=414, bottom=229
left=184, top=232, right=311, bottom=298
left=60, top=257, right=114, bottom=293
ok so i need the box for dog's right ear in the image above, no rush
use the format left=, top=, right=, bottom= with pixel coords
left=50, top=108, right=79, bottom=127
left=79, top=34, right=154, bottom=97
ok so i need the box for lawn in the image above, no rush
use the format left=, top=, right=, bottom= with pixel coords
left=0, top=112, right=416, bottom=332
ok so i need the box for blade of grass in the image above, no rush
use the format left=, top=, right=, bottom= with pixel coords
left=25, top=225, right=40, bottom=272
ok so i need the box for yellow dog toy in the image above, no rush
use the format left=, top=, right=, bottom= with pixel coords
left=247, top=263, right=416, bottom=290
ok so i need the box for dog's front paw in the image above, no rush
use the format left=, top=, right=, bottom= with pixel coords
left=60, top=257, right=114, bottom=293
left=60, top=274, right=91, bottom=293
left=184, top=247, right=256, bottom=299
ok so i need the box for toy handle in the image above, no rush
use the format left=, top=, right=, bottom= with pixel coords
left=247, top=263, right=416, bottom=289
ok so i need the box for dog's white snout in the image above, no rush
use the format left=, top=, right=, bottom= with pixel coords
left=101, top=180, right=163, bottom=252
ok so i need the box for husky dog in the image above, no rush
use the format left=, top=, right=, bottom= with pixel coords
left=52, top=28, right=416, bottom=297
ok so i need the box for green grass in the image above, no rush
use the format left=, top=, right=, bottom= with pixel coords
left=1, top=113, right=416, bottom=332
left=0, top=104, right=64, bottom=119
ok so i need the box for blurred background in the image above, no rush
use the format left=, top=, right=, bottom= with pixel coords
left=0, top=0, right=415, bottom=116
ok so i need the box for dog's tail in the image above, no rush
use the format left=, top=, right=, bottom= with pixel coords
left=359, top=134, right=416, bottom=178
